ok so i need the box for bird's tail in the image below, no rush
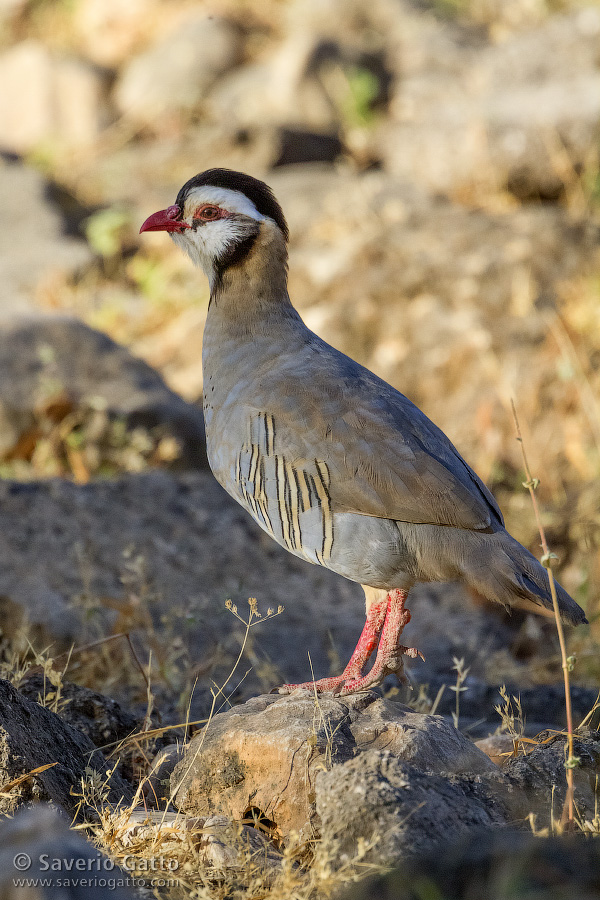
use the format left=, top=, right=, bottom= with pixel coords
left=463, top=530, right=587, bottom=626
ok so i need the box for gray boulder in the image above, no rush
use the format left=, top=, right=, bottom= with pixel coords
left=380, top=8, right=600, bottom=198
left=0, top=679, right=132, bottom=817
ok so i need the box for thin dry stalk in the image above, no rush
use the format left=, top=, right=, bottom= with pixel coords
left=450, top=656, right=470, bottom=730
left=511, top=400, right=576, bottom=825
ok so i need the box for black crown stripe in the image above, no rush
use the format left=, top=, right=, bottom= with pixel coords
left=176, top=168, right=288, bottom=241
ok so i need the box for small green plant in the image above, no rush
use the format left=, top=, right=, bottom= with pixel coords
left=85, top=208, right=131, bottom=260
left=321, top=62, right=381, bottom=130
left=341, top=66, right=380, bottom=128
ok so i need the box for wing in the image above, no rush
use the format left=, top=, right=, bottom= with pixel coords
left=249, top=336, right=504, bottom=532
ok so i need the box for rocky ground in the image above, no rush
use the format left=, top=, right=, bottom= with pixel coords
left=1, top=0, right=600, bottom=897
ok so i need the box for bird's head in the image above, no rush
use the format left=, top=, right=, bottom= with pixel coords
left=140, top=168, right=288, bottom=291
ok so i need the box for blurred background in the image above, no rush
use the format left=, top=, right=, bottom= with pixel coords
left=0, top=0, right=599, bottom=695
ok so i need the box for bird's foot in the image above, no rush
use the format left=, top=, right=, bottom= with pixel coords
left=277, top=671, right=360, bottom=694
left=277, top=590, right=426, bottom=696
left=277, top=642, right=424, bottom=695
left=277, top=595, right=389, bottom=695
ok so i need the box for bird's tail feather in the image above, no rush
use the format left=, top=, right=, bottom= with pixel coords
left=464, top=531, right=587, bottom=626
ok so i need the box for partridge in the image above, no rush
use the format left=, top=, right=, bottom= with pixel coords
left=140, top=168, right=586, bottom=695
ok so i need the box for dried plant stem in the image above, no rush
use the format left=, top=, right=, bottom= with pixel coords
left=511, top=401, right=575, bottom=825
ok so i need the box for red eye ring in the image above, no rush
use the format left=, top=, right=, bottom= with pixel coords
left=195, top=205, right=224, bottom=221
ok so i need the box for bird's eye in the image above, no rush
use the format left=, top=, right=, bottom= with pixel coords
left=197, top=205, right=222, bottom=221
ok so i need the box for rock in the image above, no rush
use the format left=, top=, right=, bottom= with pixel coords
left=485, top=8, right=600, bottom=201
left=0, top=805, right=135, bottom=900
left=340, top=828, right=600, bottom=900
left=195, top=814, right=281, bottom=874
left=114, top=15, right=243, bottom=125
left=171, top=691, right=500, bottom=839
left=206, top=28, right=391, bottom=133
left=0, top=678, right=132, bottom=816
left=18, top=674, right=139, bottom=749
left=0, top=162, right=94, bottom=313
left=0, top=42, right=110, bottom=155
left=0, top=316, right=208, bottom=467
left=315, top=751, right=511, bottom=869
left=0, top=0, right=27, bottom=23
left=503, top=730, right=600, bottom=828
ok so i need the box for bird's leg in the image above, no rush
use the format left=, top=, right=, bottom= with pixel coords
left=278, top=596, right=388, bottom=694
left=338, top=589, right=423, bottom=695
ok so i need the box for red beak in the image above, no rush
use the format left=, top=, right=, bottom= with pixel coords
left=139, top=205, right=191, bottom=234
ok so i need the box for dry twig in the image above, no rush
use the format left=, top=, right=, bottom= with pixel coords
left=511, top=400, right=577, bottom=825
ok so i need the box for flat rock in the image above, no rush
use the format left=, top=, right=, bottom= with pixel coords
left=115, top=808, right=282, bottom=876
left=0, top=679, right=132, bottom=817
left=0, top=315, right=208, bottom=466
left=171, top=691, right=499, bottom=838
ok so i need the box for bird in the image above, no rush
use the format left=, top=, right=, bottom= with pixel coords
left=140, top=168, right=587, bottom=695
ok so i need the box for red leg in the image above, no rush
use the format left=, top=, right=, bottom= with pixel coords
left=278, top=596, right=388, bottom=694
left=339, top=589, right=423, bottom=695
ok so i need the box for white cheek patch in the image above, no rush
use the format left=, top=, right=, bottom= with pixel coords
left=184, top=186, right=266, bottom=223
left=171, top=217, right=256, bottom=286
